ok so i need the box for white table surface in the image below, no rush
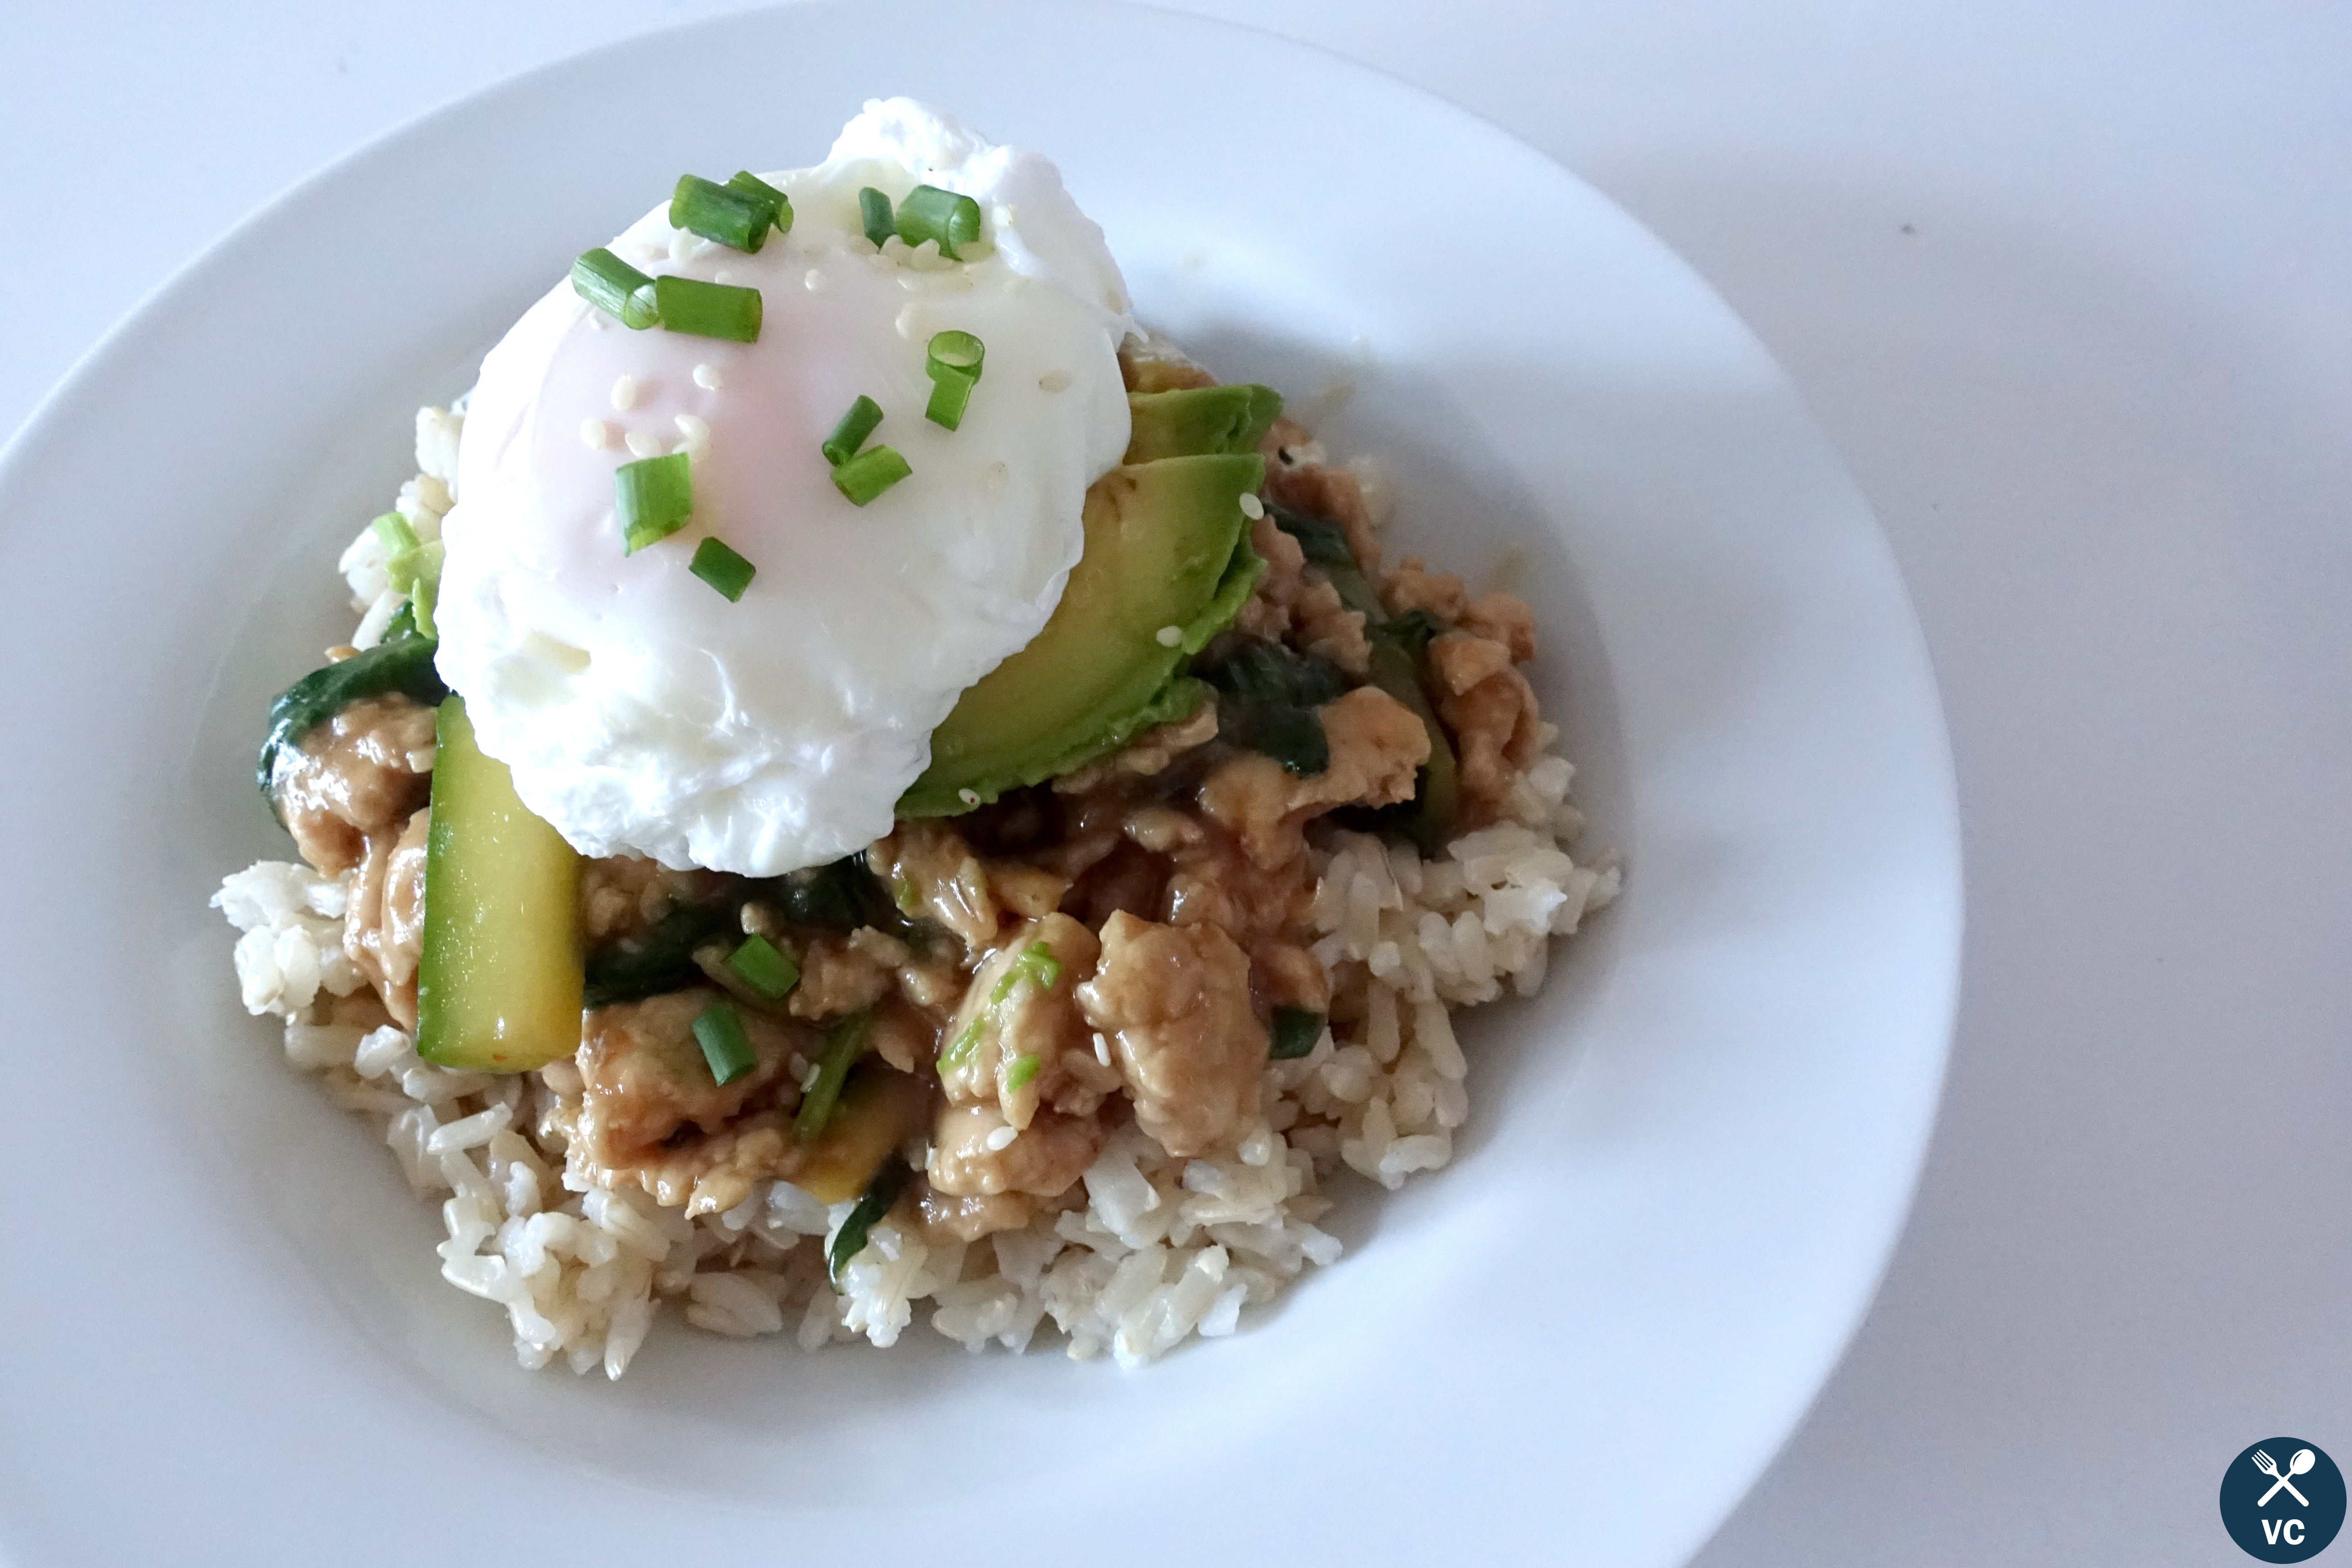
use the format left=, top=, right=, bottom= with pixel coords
left=5, top=3, right=2346, bottom=1563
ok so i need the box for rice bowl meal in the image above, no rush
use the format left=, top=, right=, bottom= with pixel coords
left=212, top=99, right=1618, bottom=1376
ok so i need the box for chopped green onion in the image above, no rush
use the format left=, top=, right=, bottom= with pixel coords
left=924, top=366, right=975, bottom=430
left=692, top=999, right=757, bottom=1086
left=571, top=248, right=660, bottom=329
left=670, top=173, right=781, bottom=253
left=723, top=934, right=799, bottom=1000
left=386, top=539, right=445, bottom=638
left=894, top=184, right=983, bottom=259
left=828, top=1159, right=909, bottom=1287
left=927, top=329, right=985, bottom=376
left=689, top=536, right=756, bottom=601
left=989, top=941, right=1064, bottom=1004
left=939, top=1014, right=985, bottom=1072
left=858, top=186, right=896, bottom=247
left=727, top=171, right=793, bottom=237
left=407, top=574, right=440, bottom=640
left=923, top=330, right=986, bottom=430
left=890, top=874, right=921, bottom=915
left=1022, top=943, right=1063, bottom=991
left=372, top=511, right=420, bottom=556
left=1005, top=1053, right=1040, bottom=1091
left=384, top=538, right=442, bottom=598
left=383, top=530, right=445, bottom=639
left=1269, top=1007, right=1326, bottom=1061
left=615, top=452, right=693, bottom=554
left=651, top=275, right=762, bottom=343
left=831, top=444, right=910, bottom=506
left=794, top=1010, right=871, bottom=1143
left=821, top=394, right=884, bottom=467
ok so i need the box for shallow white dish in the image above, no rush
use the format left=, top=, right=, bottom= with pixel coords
left=0, top=4, right=1958, bottom=1564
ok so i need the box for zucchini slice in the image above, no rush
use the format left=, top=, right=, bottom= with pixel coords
left=256, top=633, right=447, bottom=801
left=415, top=696, right=584, bottom=1071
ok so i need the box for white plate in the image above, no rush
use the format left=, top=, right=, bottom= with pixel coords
left=0, top=4, right=1958, bottom=1564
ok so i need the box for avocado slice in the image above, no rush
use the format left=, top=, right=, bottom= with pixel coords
left=899, top=452, right=1267, bottom=816
left=1123, top=384, right=1283, bottom=463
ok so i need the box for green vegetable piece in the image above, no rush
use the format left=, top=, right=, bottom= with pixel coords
left=651, top=275, right=762, bottom=343
left=571, top=247, right=660, bottom=329
left=1362, top=620, right=1461, bottom=849
left=1271, top=507, right=1358, bottom=572
left=794, top=1009, right=872, bottom=1143
left=1005, top=1053, right=1041, bottom=1091
left=770, top=856, right=890, bottom=931
left=927, top=329, right=984, bottom=376
left=581, top=900, right=735, bottom=1009
left=828, top=1157, right=910, bottom=1287
left=798, top=1066, right=931, bottom=1205
left=615, top=452, right=692, bottom=554
left=256, top=633, right=447, bottom=802
left=372, top=510, right=420, bottom=555
left=858, top=186, right=896, bottom=246
left=385, top=537, right=446, bottom=639
left=1202, top=640, right=1351, bottom=776
left=939, top=1015, right=985, bottom=1072
left=415, top=697, right=584, bottom=1071
left=692, top=999, right=757, bottom=1086
left=727, top=171, right=794, bottom=238
left=924, top=334, right=986, bottom=432
left=1269, top=1007, right=1325, bottom=1061
left=689, top=537, right=756, bottom=601
left=1269, top=501, right=1463, bottom=848
left=924, top=368, right=975, bottom=430
left=832, top=444, right=911, bottom=506
left=899, top=452, right=1267, bottom=815
left=1122, top=384, right=1283, bottom=462
left=894, top=184, right=983, bottom=259
left=724, top=934, right=799, bottom=1001
left=670, top=173, right=780, bottom=253
left=821, top=394, right=884, bottom=467
left=988, top=941, right=1064, bottom=1004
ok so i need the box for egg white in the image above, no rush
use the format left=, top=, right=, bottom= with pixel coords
left=435, top=100, right=1134, bottom=875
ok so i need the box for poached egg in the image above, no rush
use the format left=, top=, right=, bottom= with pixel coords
left=435, top=100, right=1133, bottom=875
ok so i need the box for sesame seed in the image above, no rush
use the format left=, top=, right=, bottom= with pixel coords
left=610, top=375, right=639, bottom=411
left=1155, top=625, right=1182, bottom=648
left=894, top=303, right=921, bottom=340
left=674, top=413, right=709, bottom=443
left=624, top=429, right=664, bottom=458
left=804, top=269, right=828, bottom=292
left=713, top=267, right=734, bottom=285
left=983, top=1125, right=1018, bottom=1153
left=579, top=417, right=616, bottom=451
left=958, top=788, right=981, bottom=807
left=1037, top=370, right=1071, bottom=393
left=1238, top=493, right=1266, bottom=519
left=1093, top=1031, right=1111, bottom=1067
left=693, top=362, right=722, bottom=391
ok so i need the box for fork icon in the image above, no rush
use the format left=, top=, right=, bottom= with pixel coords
left=2254, top=1448, right=2315, bottom=1507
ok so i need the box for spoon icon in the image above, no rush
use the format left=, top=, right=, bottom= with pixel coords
left=2254, top=1447, right=2316, bottom=1507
